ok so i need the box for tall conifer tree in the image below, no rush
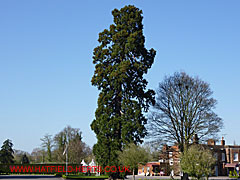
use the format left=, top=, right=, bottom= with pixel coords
left=0, top=139, right=14, bottom=164
left=91, top=5, right=156, bottom=178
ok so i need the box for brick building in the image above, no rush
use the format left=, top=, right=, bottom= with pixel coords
left=202, top=138, right=240, bottom=176
left=138, top=162, right=161, bottom=176
left=161, top=137, right=240, bottom=176
left=138, top=136, right=240, bottom=176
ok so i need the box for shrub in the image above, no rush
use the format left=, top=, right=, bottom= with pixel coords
left=229, top=170, right=239, bottom=178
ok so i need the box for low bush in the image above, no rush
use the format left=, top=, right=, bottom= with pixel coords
left=229, top=170, right=239, bottom=178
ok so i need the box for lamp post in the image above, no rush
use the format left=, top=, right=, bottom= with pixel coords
left=66, top=146, right=68, bottom=176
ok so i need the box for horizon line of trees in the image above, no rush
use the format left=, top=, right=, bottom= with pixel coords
left=0, top=125, right=93, bottom=165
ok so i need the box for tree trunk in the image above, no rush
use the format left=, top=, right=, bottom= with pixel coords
left=181, top=172, right=189, bottom=180
left=133, top=168, right=135, bottom=180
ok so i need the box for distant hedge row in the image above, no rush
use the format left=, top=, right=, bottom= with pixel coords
left=0, top=164, right=87, bottom=174
left=62, top=175, right=108, bottom=179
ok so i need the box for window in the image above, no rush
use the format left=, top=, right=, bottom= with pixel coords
left=169, top=158, right=174, bottom=166
left=159, top=159, right=164, bottom=163
left=169, top=152, right=173, bottom=157
left=233, top=153, right=238, bottom=161
left=222, top=153, right=225, bottom=161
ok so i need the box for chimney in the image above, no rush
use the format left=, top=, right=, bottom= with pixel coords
left=207, top=139, right=216, bottom=145
left=221, top=137, right=225, bottom=146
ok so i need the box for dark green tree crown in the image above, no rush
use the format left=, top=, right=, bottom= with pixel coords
left=92, top=5, right=156, bottom=111
left=0, top=139, right=14, bottom=164
left=91, top=6, right=156, bottom=178
left=21, top=153, right=30, bottom=164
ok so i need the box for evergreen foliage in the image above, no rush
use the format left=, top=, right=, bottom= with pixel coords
left=91, top=5, right=156, bottom=178
left=21, top=153, right=30, bottom=164
left=0, top=139, right=14, bottom=164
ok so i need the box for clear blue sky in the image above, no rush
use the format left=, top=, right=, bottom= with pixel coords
left=0, top=0, right=239, bottom=153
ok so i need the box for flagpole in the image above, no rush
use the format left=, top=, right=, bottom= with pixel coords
left=66, top=132, right=68, bottom=176
left=63, top=132, right=69, bottom=176
left=63, top=132, right=68, bottom=177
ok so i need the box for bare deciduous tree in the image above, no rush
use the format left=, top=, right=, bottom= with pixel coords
left=31, top=148, right=45, bottom=163
left=53, top=125, right=92, bottom=163
left=148, top=72, right=223, bottom=152
left=40, top=134, right=54, bottom=162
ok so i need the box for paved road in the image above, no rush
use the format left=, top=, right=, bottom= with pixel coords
left=0, top=175, right=62, bottom=180
left=0, top=175, right=238, bottom=180
left=126, top=175, right=180, bottom=179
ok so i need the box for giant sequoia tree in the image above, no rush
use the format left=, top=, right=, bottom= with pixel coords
left=148, top=72, right=223, bottom=152
left=91, top=5, right=156, bottom=178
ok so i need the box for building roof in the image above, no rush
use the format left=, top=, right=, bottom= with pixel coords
left=145, top=162, right=160, bottom=166
left=225, top=163, right=238, bottom=168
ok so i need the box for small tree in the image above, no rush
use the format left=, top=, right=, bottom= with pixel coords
left=118, top=143, right=151, bottom=180
left=180, top=145, right=216, bottom=180
left=0, top=139, right=14, bottom=164
left=21, top=153, right=30, bottom=164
